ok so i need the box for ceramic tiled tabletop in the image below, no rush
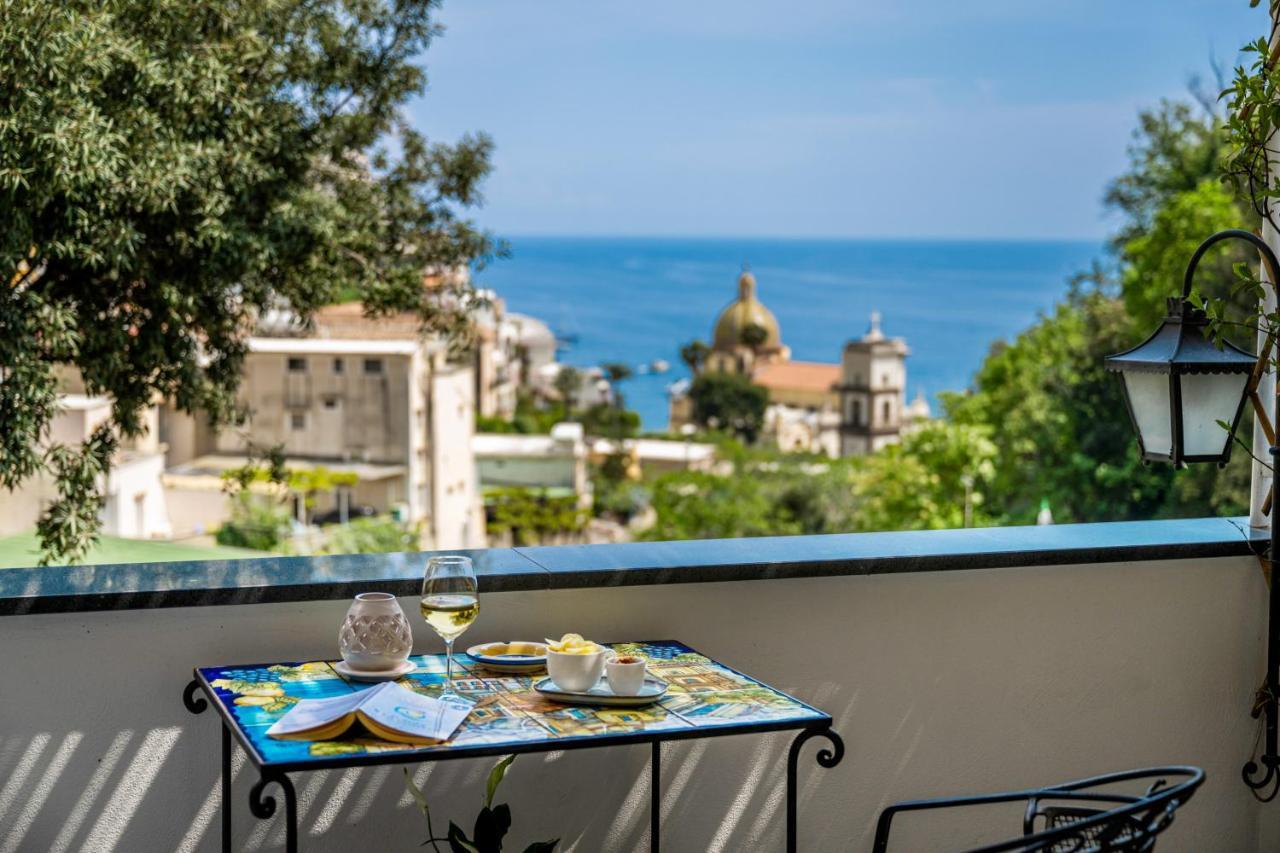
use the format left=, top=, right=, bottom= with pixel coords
left=196, top=640, right=828, bottom=768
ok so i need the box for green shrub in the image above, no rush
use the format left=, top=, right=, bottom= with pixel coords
left=216, top=495, right=291, bottom=551
left=486, top=488, right=585, bottom=546
left=324, top=516, right=416, bottom=554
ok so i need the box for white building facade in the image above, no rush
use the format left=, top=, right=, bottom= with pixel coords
left=162, top=310, right=485, bottom=550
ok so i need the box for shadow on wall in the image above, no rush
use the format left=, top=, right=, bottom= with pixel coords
left=0, top=721, right=861, bottom=851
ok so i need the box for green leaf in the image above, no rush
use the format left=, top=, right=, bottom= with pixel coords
left=484, top=755, right=516, bottom=808
left=522, top=841, right=560, bottom=853
left=404, top=768, right=431, bottom=819
left=447, top=822, right=480, bottom=853
left=473, top=804, right=512, bottom=852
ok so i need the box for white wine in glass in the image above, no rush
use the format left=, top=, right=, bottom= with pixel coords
left=421, top=555, right=478, bottom=699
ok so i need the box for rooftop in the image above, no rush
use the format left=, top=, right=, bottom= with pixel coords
left=752, top=360, right=842, bottom=394
left=247, top=337, right=420, bottom=356
left=166, top=454, right=408, bottom=483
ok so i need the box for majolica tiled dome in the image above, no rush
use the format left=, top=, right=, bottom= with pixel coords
left=712, top=270, right=783, bottom=351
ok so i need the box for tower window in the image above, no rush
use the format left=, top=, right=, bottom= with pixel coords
left=287, top=357, right=307, bottom=373
left=851, top=399, right=862, bottom=426
left=882, top=400, right=892, bottom=424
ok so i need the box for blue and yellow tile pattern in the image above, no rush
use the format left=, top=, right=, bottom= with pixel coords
left=198, top=641, right=824, bottom=766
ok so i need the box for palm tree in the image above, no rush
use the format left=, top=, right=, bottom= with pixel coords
left=553, top=365, right=581, bottom=416
left=680, top=339, right=711, bottom=375
left=602, top=362, right=633, bottom=409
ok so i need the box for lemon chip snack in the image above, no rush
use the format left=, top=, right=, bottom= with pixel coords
left=545, top=632, right=600, bottom=654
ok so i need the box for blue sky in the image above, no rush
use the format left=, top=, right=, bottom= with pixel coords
left=410, top=2, right=1265, bottom=240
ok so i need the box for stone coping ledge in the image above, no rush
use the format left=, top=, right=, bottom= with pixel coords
left=0, top=517, right=1263, bottom=616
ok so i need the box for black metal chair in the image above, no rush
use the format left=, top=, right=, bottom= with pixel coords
left=871, top=766, right=1204, bottom=853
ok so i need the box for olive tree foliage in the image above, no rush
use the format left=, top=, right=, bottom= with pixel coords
left=0, top=0, right=498, bottom=562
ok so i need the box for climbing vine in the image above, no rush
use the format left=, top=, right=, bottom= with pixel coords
left=1190, top=7, right=1280, bottom=364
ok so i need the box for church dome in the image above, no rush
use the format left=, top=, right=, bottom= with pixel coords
left=712, top=270, right=783, bottom=351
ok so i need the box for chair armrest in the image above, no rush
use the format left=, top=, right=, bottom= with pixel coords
left=872, top=792, right=1038, bottom=853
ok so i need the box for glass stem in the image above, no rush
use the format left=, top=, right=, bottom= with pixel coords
left=445, top=638, right=455, bottom=686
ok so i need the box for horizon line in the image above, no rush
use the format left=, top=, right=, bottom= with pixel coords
left=490, top=231, right=1108, bottom=244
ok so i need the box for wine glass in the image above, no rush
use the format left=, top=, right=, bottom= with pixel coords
left=420, top=555, right=479, bottom=700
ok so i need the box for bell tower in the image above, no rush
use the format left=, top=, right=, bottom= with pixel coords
left=838, top=312, right=909, bottom=456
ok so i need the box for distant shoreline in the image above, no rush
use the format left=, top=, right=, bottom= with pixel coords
left=489, top=233, right=1105, bottom=246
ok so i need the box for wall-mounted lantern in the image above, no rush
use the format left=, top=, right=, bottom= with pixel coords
left=1106, top=228, right=1280, bottom=799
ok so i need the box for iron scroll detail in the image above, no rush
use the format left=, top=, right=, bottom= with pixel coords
left=1243, top=756, right=1280, bottom=803
left=183, top=679, right=208, bottom=714
left=786, top=725, right=845, bottom=853
left=249, top=772, right=298, bottom=852
left=789, top=725, right=845, bottom=770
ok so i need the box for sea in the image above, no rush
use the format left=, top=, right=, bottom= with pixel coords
left=476, top=237, right=1104, bottom=431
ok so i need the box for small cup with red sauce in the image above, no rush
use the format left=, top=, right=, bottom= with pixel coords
left=605, top=653, right=647, bottom=696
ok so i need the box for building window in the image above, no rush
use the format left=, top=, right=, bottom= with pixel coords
left=322, top=397, right=338, bottom=410
left=333, top=358, right=345, bottom=374
left=290, top=412, right=306, bottom=430
left=851, top=399, right=862, bottom=426
left=363, top=358, right=384, bottom=375
left=882, top=400, right=892, bottom=424
left=287, top=357, right=307, bottom=373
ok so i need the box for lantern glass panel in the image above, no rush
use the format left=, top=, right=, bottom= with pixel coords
left=1122, top=371, right=1172, bottom=456
left=1179, top=372, right=1248, bottom=457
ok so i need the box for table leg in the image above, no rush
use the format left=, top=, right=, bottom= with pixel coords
left=221, top=724, right=232, bottom=853
left=250, top=771, right=299, bottom=853
left=651, top=741, right=661, bottom=853
left=785, top=726, right=844, bottom=853
left=182, top=681, right=231, bottom=851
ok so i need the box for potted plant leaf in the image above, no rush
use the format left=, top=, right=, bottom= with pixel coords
left=404, top=755, right=558, bottom=853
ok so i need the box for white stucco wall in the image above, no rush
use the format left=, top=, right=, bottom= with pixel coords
left=429, top=367, right=484, bottom=550
left=0, top=555, right=1270, bottom=851
left=101, top=453, right=173, bottom=539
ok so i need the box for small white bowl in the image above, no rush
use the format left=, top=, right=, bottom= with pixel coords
left=605, top=655, right=647, bottom=696
left=546, top=645, right=608, bottom=692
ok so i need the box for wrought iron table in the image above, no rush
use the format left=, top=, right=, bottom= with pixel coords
left=183, top=640, right=843, bottom=852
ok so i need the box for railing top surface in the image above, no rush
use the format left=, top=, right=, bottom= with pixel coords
left=0, top=516, right=1262, bottom=616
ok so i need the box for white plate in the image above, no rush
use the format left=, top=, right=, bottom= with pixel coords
left=534, top=675, right=668, bottom=707
left=333, top=659, right=414, bottom=682
left=466, top=641, right=548, bottom=673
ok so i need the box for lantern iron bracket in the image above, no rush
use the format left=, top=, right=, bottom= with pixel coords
left=1186, top=230, right=1280, bottom=800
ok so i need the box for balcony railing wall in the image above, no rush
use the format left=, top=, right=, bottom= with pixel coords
left=0, top=521, right=1274, bottom=850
